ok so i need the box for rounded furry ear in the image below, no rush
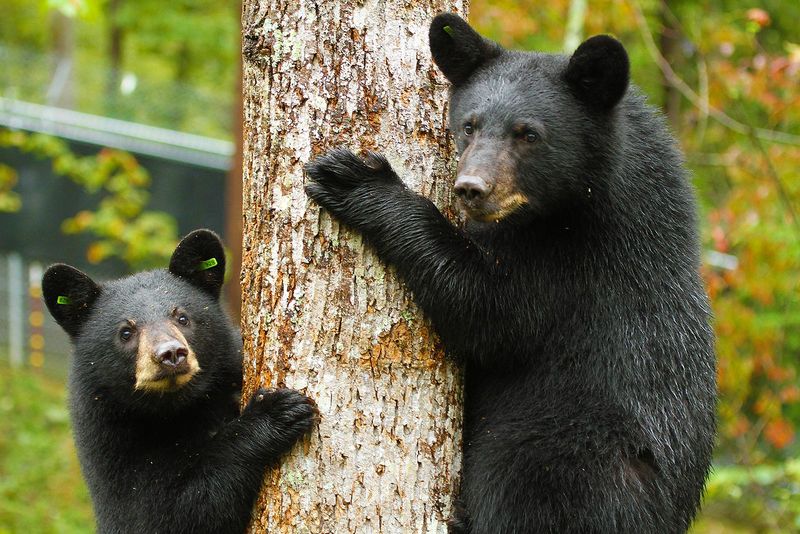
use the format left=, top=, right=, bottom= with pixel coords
left=429, top=13, right=502, bottom=86
left=169, top=229, right=226, bottom=298
left=564, top=35, right=630, bottom=111
left=42, top=264, right=101, bottom=338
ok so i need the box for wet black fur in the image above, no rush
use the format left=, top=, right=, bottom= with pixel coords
left=42, top=230, right=317, bottom=534
left=305, top=13, right=716, bottom=534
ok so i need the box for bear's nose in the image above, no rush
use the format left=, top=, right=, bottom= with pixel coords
left=454, top=175, right=493, bottom=203
left=153, top=340, right=189, bottom=367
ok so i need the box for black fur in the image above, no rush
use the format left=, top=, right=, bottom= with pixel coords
left=42, top=230, right=317, bottom=534
left=306, top=14, right=716, bottom=534
left=43, top=264, right=101, bottom=338
left=564, top=34, right=631, bottom=111
left=429, top=13, right=502, bottom=86
left=168, top=229, right=227, bottom=298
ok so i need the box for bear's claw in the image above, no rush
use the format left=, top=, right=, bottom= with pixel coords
left=246, top=387, right=319, bottom=435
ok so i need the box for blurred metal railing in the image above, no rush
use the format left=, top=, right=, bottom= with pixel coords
left=0, top=97, right=234, bottom=170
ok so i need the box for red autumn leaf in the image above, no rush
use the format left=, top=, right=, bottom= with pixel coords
left=763, top=418, right=794, bottom=449
left=746, top=8, right=771, bottom=28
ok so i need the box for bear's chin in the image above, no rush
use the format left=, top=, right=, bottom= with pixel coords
left=459, top=190, right=531, bottom=223
left=134, top=371, right=197, bottom=392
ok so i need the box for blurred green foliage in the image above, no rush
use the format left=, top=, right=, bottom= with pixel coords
left=0, top=159, right=21, bottom=212
left=0, top=365, right=92, bottom=533
left=700, top=461, right=800, bottom=532
left=0, top=128, right=178, bottom=270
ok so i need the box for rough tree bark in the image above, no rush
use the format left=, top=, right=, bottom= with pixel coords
left=240, top=1, right=467, bottom=532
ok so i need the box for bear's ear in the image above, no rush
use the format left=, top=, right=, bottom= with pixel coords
left=169, top=229, right=226, bottom=299
left=429, top=13, right=502, bottom=85
left=564, top=35, right=629, bottom=111
left=42, top=264, right=101, bottom=338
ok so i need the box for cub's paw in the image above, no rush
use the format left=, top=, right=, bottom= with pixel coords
left=305, top=149, right=402, bottom=220
left=245, top=387, right=318, bottom=439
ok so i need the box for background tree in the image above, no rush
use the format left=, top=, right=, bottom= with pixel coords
left=240, top=0, right=466, bottom=530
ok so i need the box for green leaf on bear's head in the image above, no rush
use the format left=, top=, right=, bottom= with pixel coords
left=443, top=25, right=454, bottom=37
left=56, top=296, right=72, bottom=305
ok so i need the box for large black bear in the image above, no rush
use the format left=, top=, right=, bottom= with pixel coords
left=42, top=230, right=317, bottom=534
left=305, top=13, right=716, bottom=534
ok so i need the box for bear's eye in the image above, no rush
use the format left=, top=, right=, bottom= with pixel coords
left=524, top=131, right=539, bottom=143
left=119, top=326, right=133, bottom=342
left=463, top=123, right=474, bottom=136
left=177, top=314, right=189, bottom=326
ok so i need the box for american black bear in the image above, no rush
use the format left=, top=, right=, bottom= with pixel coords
left=305, top=13, right=716, bottom=534
left=42, top=229, right=317, bottom=534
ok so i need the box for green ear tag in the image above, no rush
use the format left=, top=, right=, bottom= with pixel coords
left=197, top=257, right=218, bottom=271
left=443, top=25, right=454, bottom=37
left=57, top=295, right=72, bottom=305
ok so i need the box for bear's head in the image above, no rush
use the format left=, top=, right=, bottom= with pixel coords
left=430, top=13, right=630, bottom=223
left=42, top=230, right=237, bottom=412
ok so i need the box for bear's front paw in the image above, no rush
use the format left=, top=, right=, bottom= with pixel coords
left=305, top=149, right=403, bottom=223
left=245, top=388, right=319, bottom=439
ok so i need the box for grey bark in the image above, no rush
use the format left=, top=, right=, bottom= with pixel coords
left=240, top=1, right=468, bottom=532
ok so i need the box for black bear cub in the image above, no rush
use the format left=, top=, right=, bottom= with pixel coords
left=306, top=13, right=716, bottom=534
left=43, top=230, right=317, bottom=534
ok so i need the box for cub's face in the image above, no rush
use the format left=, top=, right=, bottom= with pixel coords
left=429, top=14, right=630, bottom=223
left=42, top=229, right=232, bottom=411
left=76, top=274, right=215, bottom=397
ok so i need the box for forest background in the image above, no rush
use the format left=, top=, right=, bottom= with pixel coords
left=0, top=0, right=797, bottom=532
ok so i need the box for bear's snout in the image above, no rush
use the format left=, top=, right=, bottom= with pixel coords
left=454, top=174, right=493, bottom=204
left=153, top=340, right=189, bottom=368
left=135, top=324, right=201, bottom=391
left=455, top=137, right=528, bottom=222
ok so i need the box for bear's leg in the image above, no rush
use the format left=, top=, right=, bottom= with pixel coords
left=462, top=445, right=674, bottom=534
left=156, top=388, right=317, bottom=533
left=460, top=388, right=678, bottom=534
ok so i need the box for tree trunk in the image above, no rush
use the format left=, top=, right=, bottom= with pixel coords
left=106, top=0, right=124, bottom=112
left=48, top=10, right=75, bottom=108
left=658, top=0, right=681, bottom=131
left=240, top=1, right=467, bottom=532
left=562, top=0, right=586, bottom=53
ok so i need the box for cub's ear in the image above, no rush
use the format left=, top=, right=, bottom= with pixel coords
left=42, top=264, right=101, bottom=338
left=564, top=35, right=629, bottom=111
left=429, top=13, right=502, bottom=85
left=169, top=229, right=226, bottom=298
